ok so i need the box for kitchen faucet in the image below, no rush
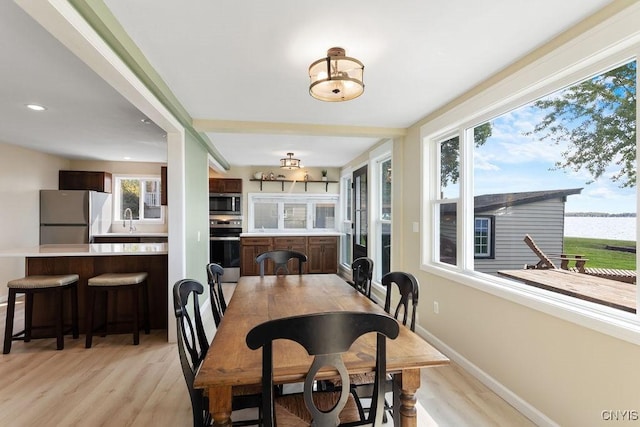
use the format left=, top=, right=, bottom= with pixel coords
left=123, top=208, right=136, bottom=233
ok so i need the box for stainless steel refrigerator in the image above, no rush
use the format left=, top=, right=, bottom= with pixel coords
left=40, top=190, right=112, bottom=244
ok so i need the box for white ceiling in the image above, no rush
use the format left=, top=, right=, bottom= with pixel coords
left=2, top=0, right=614, bottom=168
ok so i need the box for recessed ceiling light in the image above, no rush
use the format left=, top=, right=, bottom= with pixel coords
left=124, top=156, right=132, bottom=160
left=141, top=118, right=152, bottom=124
left=26, top=104, right=47, bottom=111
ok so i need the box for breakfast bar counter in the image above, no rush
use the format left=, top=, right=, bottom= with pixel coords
left=1, top=243, right=168, bottom=337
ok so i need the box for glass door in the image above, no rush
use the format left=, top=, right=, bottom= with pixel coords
left=353, top=165, right=368, bottom=260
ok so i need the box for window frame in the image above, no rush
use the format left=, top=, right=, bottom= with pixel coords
left=474, top=216, right=495, bottom=259
left=370, top=140, right=393, bottom=283
left=421, top=41, right=640, bottom=344
left=340, top=169, right=354, bottom=268
left=113, top=174, right=164, bottom=223
left=247, top=193, right=340, bottom=233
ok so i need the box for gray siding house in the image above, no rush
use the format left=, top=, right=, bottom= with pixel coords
left=442, top=188, right=582, bottom=275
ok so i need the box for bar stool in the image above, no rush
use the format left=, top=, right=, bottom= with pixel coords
left=85, top=272, right=150, bottom=348
left=3, top=274, right=79, bottom=354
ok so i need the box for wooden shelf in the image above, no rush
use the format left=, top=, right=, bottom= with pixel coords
left=249, top=178, right=337, bottom=192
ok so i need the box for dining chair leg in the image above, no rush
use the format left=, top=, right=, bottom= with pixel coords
left=55, top=287, right=64, bottom=350
left=3, top=289, right=17, bottom=354
left=24, top=293, right=33, bottom=342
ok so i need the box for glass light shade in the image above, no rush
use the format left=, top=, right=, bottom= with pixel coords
left=280, top=153, right=301, bottom=169
left=309, top=47, right=364, bottom=102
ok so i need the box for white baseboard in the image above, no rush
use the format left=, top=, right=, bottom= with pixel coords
left=415, top=324, right=558, bottom=427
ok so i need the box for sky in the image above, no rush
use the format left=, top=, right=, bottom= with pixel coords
left=473, top=104, right=636, bottom=214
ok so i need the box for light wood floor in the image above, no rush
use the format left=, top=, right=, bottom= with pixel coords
left=0, top=296, right=535, bottom=426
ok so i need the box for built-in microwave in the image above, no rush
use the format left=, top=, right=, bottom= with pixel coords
left=209, top=193, right=242, bottom=217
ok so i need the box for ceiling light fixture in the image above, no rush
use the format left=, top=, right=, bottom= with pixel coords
left=309, top=47, right=364, bottom=102
left=280, top=152, right=301, bottom=169
left=26, top=104, right=47, bottom=111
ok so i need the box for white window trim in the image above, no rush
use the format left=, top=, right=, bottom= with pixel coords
left=370, top=140, right=393, bottom=284
left=420, top=8, right=640, bottom=345
left=113, top=174, right=164, bottom=224
left=340, top=167, right=354, bottom=268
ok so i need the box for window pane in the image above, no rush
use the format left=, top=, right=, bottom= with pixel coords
left=472, top=61, right=636, bottom=302
left=381, top=159, right=391, bottom=220
left=440, top=136, right=459, bottom=199
left=120, top=179, right=140, bottom=219
left=439, top=203, right=457, bottom=265
left=314, top=203, right=335, bottom=229
left=346, top=177, right=352, bottom=221
left=254, top=202, right=278, bottom=229
left=381, top=222, right=391, bottom=275
left=284, top=203, right=306, bottom=229
left=355, top=174, right=367, bottom=247
left=475, top=217, right=490, bottom=256
left=143, top=180, right=161, bottom=219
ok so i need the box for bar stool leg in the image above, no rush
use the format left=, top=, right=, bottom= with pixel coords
left=70, top=284, right=79, bottom=339
left=3, top=289, right=17, bottom=354
left=85, top=287, right=96, bottom=348
left=55, top=287, right=64, bottom=350
left=142, top=280, right=150, bottom=334
left=132, top=285, right=140, bottom=345
left=24, top=292, right=33, bottom=342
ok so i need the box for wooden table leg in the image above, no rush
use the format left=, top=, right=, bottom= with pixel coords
left=396, top=368, right=421, bottom=427
left=209, top=385, right=233, bottom=427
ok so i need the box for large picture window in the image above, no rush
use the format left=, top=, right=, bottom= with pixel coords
left=427, top=57, right=637, bottom=319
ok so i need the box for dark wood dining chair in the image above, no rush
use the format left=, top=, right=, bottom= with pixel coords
left=205, top=263, right=226, bottom=327
left=382, top=271, right=420, bottom=331
left=255, top=250, right=308, bottom=277
left=246, top=311, right=399, bottom=427
left=347, top=257, right=374, bottom=299
left=173, top=279, right=261, bottom=427
left=345, top=271, right=420, bottom=424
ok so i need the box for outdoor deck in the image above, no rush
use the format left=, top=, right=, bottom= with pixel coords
left=498, top=269, right=637, bottom=313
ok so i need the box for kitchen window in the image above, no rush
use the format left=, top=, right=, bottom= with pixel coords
left=113, top=175, right=164, bottom=222
left=248, top=193, right=339, bottom=232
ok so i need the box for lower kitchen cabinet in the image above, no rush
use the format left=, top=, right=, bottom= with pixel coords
left=307, top=236, right=338, bottom=274
left=240, top=237, right=273, bottom=276
left=240, top=235, right=338, bottom=276
left=273, top=236, right=308, bottom=274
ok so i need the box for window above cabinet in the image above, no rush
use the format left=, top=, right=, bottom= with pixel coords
left=247, top=193, right=339, bottom=233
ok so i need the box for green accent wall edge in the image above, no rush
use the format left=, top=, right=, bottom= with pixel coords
left=67, top=0, right=230, bottom=170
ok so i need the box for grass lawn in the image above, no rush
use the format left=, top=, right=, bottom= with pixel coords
left=564, top=237, right=636, bottom=269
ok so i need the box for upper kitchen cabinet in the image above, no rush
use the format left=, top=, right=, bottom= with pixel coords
left=59, top=170, right=112, bottom=193
left=209, top=178, right=242, bottom=193
left=161, top=166, right=167, bottom=206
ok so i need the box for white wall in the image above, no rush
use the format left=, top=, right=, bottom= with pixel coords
left=0, top=142, right=70, bottom=302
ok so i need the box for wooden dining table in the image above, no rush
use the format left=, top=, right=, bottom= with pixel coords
left=194, top=274, right=449, bottom=426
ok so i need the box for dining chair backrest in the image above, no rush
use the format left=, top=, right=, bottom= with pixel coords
left=350, top=257, right=374, bottom=299
left=255, top=250, right=308, bottom=277
left=173, top=279, right=211, bottom=427
left=205, top=263, right=226, bottom=327
left=246, top=311, right=399, bottom=427
left=381, top=271, right=420, bottom=332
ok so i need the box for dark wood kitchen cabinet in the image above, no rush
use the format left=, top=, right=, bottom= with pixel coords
left=307, top=236, right=338, bottom=274
left=240, top=237, right=273, bottom=276
left=273, top=236, right=308, bottom=274
left=209, top=178, right=242, bottom=193
left=160, top=166, right=167, bottom=205
left=240, top=235, right=338, bottom=276
left=59, top=170, right=112, bottom=193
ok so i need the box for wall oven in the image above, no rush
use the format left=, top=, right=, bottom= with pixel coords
left=209, top=193, right=242, bottom=217
left=210, top=219, right=242, bottom=282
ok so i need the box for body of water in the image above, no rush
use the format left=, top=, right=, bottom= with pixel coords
left=564, top=216, right=637, bottom=241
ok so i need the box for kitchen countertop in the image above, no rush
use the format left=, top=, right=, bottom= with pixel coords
left=0, top=243, right=168, bottom=257
left=240, top=232, right=343, bottom=237
left=93, top=232, right=168, bottom=237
